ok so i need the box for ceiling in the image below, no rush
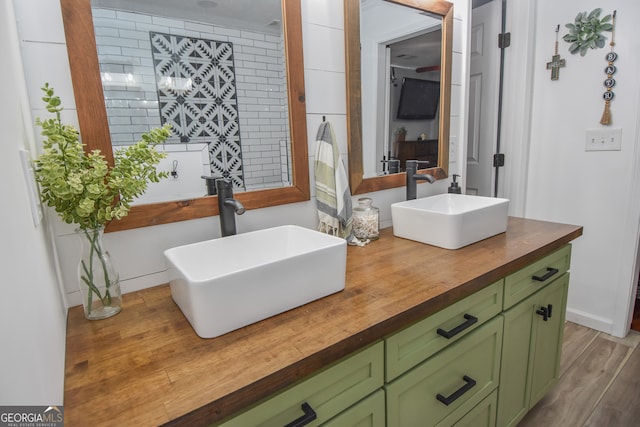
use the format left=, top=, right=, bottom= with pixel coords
left=389, top=29, right=442, bottom=70
left=92, top=0, right=283, bottom=34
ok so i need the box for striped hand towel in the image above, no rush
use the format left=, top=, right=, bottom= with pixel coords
left=314, top=121, right=353, bottom=239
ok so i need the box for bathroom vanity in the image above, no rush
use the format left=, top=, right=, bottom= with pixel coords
left=64, top=217, right=582, bottom=426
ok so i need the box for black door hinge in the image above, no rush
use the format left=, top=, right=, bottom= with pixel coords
left=498, top=32, right=511, bottom=48
left=493, top=153, right=505, bottom=167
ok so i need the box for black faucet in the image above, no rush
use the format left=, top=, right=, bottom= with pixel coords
left=215, top=179, right=246, bottom=237
left=405, top=160, right=435, bottom=200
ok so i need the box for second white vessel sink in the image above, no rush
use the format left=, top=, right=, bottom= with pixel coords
left=164, top=225, right=347, bottom=338
left=391, top=194, right=509, bottom=249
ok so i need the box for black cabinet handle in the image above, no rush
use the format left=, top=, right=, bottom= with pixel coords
left=284, top=402, right=317, bottom=427
left=532, top=267, right=559, bottom=282
left=536, top=306, right=549, bottom=321
left=437, top=314, right=478, bottom=339
left=436, top=375, right=477, bottom=406
left=547, top=304, right=553, bottom=318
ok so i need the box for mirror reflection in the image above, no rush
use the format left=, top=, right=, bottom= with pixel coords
left=345, top=0, right=452, bottom=195
left=91, top=0, right=292, bottom=204
left=60, top=0, right=309, bottom=231
left=359, top=0, right=442, bottom=177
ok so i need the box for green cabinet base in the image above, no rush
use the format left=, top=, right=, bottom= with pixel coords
left=386, top=317, right=503, bottom=427
left=497, top=273, right=569, bottom=427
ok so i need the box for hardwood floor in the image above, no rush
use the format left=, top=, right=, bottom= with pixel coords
left=631, top=298, right=640, bottom=332
left=519, top=322, right=640, bottom=427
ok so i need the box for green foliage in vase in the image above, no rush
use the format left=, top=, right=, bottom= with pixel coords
left=563, top=8, right=613, bottom=56
left=34, top=83, right=171, bottom=229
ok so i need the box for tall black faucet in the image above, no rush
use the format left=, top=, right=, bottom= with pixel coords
left=215, top=179, right=246, bottom=237
left=405, top=160, right=435, bottom=200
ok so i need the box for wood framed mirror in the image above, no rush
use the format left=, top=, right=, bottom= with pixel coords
left=59, top=0, right=309, bottom=232
left=345, top=0, right=453, bottom=195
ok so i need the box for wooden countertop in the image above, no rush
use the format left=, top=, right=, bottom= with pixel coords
left=64, top=217, right=582, bottom=426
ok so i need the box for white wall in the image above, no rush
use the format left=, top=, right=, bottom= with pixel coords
left=0, top=0, right=66, bottom=405
left=523, top=0, right=640, bottom=336
left=14, top=0, right=470, bottom=308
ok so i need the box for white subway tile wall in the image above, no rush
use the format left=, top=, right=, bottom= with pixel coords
left=93, top=8, right=291, bottom=191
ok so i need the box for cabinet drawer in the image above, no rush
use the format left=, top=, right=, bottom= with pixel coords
left=452, top=389, right=497, bottom=427
left=321, top=389, right=385, bottom=427
left=386, top=316, right=503, bottom=427
left=386, top=280, right=503, bottom=381
left=503, top=244, right=571, bottom=309
left=217, top=341, right=384, bottom=427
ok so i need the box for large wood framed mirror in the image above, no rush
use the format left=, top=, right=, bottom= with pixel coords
left=345, top=0, right=453, bottom=195
left=59, top=0, right=309, bottom=232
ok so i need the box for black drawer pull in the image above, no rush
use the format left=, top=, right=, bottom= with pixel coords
left=437, top=314, right=478, bottom=339
left=436, top=375, right=477, bottom=406
left=536, top=306, right=549, bottom=321
left=284, top=402, right=317, bottom=427
left=532, top=267, right=559, bottom=282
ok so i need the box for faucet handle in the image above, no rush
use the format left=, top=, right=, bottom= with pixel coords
left=406, top=159, right=430, bottom=166
left=381, top=158, right=400, bottom=174
left=405, top=160, right=431, bottom=173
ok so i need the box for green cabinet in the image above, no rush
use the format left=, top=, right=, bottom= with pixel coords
left=503, top=245, right=571, bottom=310
left=215, top=341, right=384, bottom=427
left=322, top=390, right=385, bottom=427
left=453, top=390, right=498, bottom=427
left=386, top=317, right=503, bottom=427
left=528, top=273, right=569, bottom=407
left=497, top=250, right=570, bottom=427
left=385, top=280, right=503, bottom=381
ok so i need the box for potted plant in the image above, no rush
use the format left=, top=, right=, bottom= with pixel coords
left=395, top=127, right=407, bottom=142
left=34, top=83, right=171, bottom=319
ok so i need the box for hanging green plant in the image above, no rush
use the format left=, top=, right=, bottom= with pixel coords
left=563, top=8, right=613, bottom=56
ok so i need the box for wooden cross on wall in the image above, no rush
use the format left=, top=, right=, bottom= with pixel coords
left=547, top=25, right=566, bottom=80
left=547, top=54, right=566, bottom=80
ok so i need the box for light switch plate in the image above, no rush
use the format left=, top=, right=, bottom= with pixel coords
left=585, top=128, right=622, bottom=151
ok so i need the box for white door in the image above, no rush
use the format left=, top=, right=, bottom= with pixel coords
left=466, top=1, right=501, bottom=196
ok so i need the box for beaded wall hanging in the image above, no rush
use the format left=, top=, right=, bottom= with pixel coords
left=563, top=8, right=616, bottom=125
left=600, top=10, right=617, bottom=125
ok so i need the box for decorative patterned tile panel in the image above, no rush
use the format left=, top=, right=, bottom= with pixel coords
left=150, top=31, right=244, bottom=187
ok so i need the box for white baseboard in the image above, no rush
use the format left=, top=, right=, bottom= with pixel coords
left=565, top=307, right=614, bottom=336
left=120, top=271, right=169, bottom=295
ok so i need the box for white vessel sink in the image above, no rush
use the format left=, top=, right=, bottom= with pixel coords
left=391, top=194, right=509, bottom=249
left=164, top=225, right=347, bottom=338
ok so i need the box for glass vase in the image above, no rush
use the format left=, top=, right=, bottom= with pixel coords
left=75, top=227, right=122, bottom=320
left=352, top=197, right=379, bottom=240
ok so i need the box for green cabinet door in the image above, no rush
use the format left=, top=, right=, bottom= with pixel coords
left=528, top=273, right=569, bottom=407
left=497, top=273, right=569, bottom=427
left=496, top=294, right=535, bottom=427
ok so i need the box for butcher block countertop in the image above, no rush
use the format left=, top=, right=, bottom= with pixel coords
left=64, top=217, right=583, bottom=426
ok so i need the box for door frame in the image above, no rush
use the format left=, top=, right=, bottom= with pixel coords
left=496, top=0, right=537, bottom=216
